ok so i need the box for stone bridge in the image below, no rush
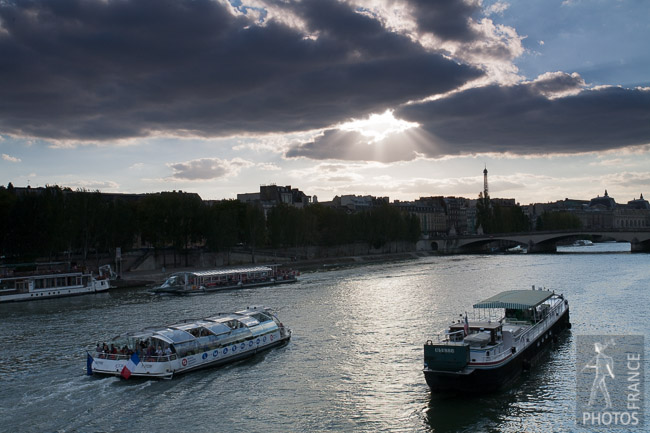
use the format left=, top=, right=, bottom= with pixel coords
left=421, top=229, right=650, bottom=254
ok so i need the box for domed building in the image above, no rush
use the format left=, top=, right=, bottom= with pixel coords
left=627, top=193, right=650, bottom=210
left=588, top=190, right=617, bottom=210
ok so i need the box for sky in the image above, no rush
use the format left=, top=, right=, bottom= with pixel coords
left=0, top=0, right=649, bottom=205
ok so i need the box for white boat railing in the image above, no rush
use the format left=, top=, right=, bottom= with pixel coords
left=514, top=298, right=566, bottom=345
left=95, top=353, right=178, bottom=362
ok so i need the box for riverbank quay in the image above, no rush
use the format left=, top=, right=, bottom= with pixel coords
left=113, top=250, right=436, bottom=288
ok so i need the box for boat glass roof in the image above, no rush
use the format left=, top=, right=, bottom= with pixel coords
left=237, top=316, right=260, bottom=327
left=156, top=328, right=195, bottom=344
left=191, top=266, right=273, bottom=277
left=473, top=290, right=554, bottom=310
left=202, top=322, right=231, bottom=335
left=110, top=307, right=276, bottom=345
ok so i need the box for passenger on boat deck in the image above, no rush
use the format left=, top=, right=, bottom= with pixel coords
left=102, top=342, right=109, bottom=353
left=95, top=343, right=101, bottom=353
left=164, top=346, right=172, bottom=357
left=155, top=346, right=163, bottom=357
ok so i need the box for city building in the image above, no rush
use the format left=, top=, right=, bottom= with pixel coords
left=237, top=184, right=311, bottom=216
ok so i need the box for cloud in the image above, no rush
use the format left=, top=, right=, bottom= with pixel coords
left=286, top=73, right=650, bottom=163
left=395, top=76, right=650, bottom=158
left=526, top=71, right=586, bottom=98
left=2, top=153, right=21, bottom=163
left=286, top=128, right=427, bottom=163
left=605, top=171, right=650, bottom=188
left=406, top=0, right=483, bottom=42
left=167, top=157, right=254, bottom=181
left=68, top=180, right=120, bottom=191
left=485, top=2, right=510, bottom=16
left=256, top=162, right=282, bottom=171
left=0, top=0, right=482, bottom=142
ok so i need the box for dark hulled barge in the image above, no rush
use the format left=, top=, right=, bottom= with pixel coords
left=423, top=287, right=570, bottom=393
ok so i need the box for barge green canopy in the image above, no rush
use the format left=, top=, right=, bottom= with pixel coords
left=473, top=290, right=554, bottom=310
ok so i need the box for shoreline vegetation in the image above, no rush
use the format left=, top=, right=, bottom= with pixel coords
left=0, top=186, right=422, bottom=275
left=114, top=247, right=432, bottom=288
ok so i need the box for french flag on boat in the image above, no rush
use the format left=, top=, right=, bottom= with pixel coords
left=121, top=352, right=140, bottom=379
left=86, top=352, right=94, bottom=376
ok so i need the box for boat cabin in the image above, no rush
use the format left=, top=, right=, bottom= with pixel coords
left=98, top=308, right=280, bottom=362
left=448, top=321, right=502, bottom=347
left=473, top=289, right=555, bottom=324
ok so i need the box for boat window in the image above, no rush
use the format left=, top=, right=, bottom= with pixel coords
left=237, top=316, right=260, bottom=327
left=157, top=328, right=195, bottom=344
left=161, top=275, right=184, bottom=288
left=218, top=327, right=253, bottom=345
left=249, top=312, right=273, bottom=323
left=196, top=334, right=220, bottom=349
left=174, top=340, right=200, bottom=357
left=222, top=319, right=243, bottom=330
left=250, top=321, right=278, bottom=337
left=203, top=322, right=231, bottom=335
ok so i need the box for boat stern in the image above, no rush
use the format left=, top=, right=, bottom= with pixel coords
left=90, top=355, right=175, bottom=379
left=423, top=341, right=469, bottom=372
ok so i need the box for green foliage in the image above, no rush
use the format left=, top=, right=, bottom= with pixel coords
left=204, top=200, right=246, bottom=251
left=536, top=211, right=582, bottom=230
left=266, top=202, right=419, bottom=248
left=476, top=193, right=529, bottom=233
left=0, top=184, right=422, bottom=262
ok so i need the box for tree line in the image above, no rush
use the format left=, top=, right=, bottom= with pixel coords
left=476, top=192, right=582, bottom=233
left=0, top=184, right=420, bottom=264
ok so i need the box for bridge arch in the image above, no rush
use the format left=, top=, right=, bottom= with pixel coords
left=428, top=229, right=650, bottom=254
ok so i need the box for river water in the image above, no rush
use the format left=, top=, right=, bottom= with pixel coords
left=1, top=243, right=648, bottom=432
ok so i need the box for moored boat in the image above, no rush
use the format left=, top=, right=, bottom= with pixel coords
left=87, top=305, right=290, bottom=379
left=0, top=265, right=114, bottom=303
left=423, top=287, right=570, bottom=393
left=151, top=264, right=298, bottom=295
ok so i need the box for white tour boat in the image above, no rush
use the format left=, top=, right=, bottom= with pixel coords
left=0, top=265, right=114, bottom=303
left=423, top=287, right=570, bottom=393
left=151, top=265, right=298, bottom=295
left=87, top=305, right=291, bottom=379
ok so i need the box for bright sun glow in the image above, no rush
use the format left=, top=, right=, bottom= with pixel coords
left=338, top=110, right=419, bottom=143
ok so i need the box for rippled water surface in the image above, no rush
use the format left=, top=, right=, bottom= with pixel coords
left=1, top=243, right=649, bottom=432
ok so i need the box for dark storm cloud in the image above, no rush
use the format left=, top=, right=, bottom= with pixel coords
left=287, top=73, right=650, bottom=162
left=406, top=0, right=481, bottom=42
left=0, top=0, right=482, bottom=141
left=396, top=81, right=650, bottom=157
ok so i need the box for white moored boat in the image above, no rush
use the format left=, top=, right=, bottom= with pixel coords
left=87, top=306, right=291, bottom=379
left=0, top=265, right=113, bottom=303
